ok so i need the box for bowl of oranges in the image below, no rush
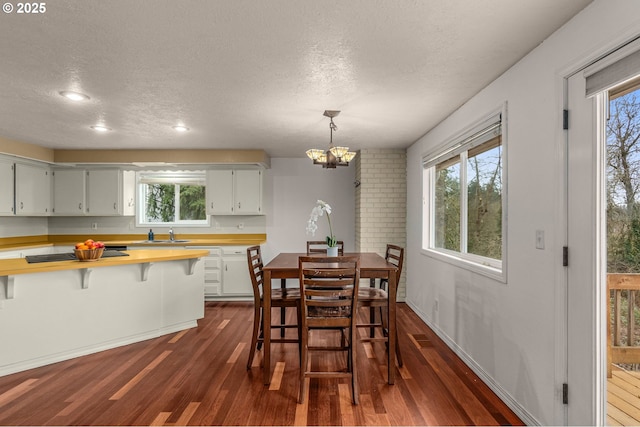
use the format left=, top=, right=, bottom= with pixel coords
left=74, top=239, right=106, bottom=261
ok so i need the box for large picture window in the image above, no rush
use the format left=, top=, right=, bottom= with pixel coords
left=423, top=108, right=505, bottom=278
left=137, top=171, right=209, bottom=226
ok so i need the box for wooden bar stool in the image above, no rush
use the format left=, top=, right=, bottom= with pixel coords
left=298, top=256, right=360, bottom=404
left=357, top=244, right=404, bottom=367
left=246, top=245, right=300, bottom=370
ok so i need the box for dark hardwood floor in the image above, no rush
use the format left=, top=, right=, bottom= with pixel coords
left=0, top=302, right=524, bottom=426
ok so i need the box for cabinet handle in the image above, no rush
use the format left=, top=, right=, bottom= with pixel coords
left=79, top=202, right=82, bottom=211
left=211, top=202, right=214, bottom=208
left=20, top=201, right=23, bottom=210
left=113, top=202, right=117, bottom=210
left=238, top=202, right=241, bottom=209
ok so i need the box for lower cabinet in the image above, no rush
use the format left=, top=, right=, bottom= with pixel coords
left=193, top=246, right=253, bottom=301
left=221, top=246, right=253, bottom=297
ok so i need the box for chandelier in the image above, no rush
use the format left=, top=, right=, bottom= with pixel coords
left=306, top=110, right=357, bottom=168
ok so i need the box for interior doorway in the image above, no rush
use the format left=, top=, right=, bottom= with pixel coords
left=566, top=39, right=640, bottom=426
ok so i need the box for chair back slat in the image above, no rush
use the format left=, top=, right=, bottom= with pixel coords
left=299, top=256, right=360, bottom=328
left=246, top=246, right=264, bottom=301
left=306, top=240, right=345, bottom=255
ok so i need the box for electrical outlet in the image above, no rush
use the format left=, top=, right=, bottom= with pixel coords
left=535, top=230, right=545, bottom=249
left=91, top=223, right=98, bottom=230
left=237, top=223, right=244, bottom=229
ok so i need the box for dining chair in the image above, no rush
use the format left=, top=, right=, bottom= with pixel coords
left=298, top=256, right=360, bottom=404
left=306, top=240, right=344, bottom=255
left=246, top=245, right=301, bottom=370
left=356, top=244, right=404, bottom=367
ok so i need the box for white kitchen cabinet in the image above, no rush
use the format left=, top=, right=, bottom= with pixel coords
left=0, top=158, right=14, bottom=215
left=221, top=246, right=253, bottom=297
left=206, top=170, right=234, bottom=214
left=206, top=169, right=263, bottom=215
left=86, top=170, right=135, bottom=216
left=235, top=170, right=262, bottom=214
left=52, top=169, right=86, bottom=215
left=15, top=163, right=51, bottom=216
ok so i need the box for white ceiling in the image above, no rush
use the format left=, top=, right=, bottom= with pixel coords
left=0, top=0, right=592, bottom=158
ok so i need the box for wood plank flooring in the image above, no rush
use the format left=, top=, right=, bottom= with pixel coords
left=608, top=365, right=640, bottom=426
left=0, top=302, right=523, bottom=426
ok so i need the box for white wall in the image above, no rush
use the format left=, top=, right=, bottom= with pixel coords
left=262, top=158, right=355, bottom=264
left=405, top=1, right=640, bottom=425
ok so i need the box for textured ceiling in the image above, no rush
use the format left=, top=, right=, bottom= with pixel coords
left=0, top=0, right=592, bottom=158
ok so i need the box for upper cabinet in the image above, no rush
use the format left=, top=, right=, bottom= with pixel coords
left=86, top=170, right=135, bottom=216
left=206, top=169, right=263, bottom=215
left=51, top=169, right=135, bottom=216
left=0, top=159, right=14, bottom=215
left=52, top=169, right=86, bottom=215
left=15, top=163, right=51, bottom=216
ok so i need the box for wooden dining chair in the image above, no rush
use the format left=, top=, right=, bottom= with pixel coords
left=306, top=240, right=344, bottom=255
left=356, top=244, right=404, bottom=367
left=246, top=245, right=301, bottom=370
left=298, top=256, right=360, bottom=404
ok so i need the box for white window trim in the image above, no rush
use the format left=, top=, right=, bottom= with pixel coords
left=135, top=171, right=210, bottom=227
left=421, top=103, right=508, bottom=283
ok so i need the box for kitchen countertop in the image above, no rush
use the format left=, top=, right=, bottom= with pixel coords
left=0, top=234, right=267, bottom=252
left=0, top=249, right=210, bottom=276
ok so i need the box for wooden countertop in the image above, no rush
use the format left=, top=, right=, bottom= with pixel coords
left=0, top=249, right=210, bottom=276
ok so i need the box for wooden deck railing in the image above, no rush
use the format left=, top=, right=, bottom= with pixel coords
left=608, top=273, right=640, bottom=377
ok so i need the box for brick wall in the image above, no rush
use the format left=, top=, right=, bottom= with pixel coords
left=355, top=149, right=407, bottom=300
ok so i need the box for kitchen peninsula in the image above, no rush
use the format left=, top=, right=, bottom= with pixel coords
left=0, top=249, right=209, bottom=377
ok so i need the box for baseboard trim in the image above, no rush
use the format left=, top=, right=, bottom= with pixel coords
left=0, top=320, right=197, bottom=378
left=406, top=301, right=540, bottom=426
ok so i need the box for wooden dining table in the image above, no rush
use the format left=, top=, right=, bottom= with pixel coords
left=261, top=252, right=399, bottom=385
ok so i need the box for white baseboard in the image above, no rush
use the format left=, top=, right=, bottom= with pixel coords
left=406, top=301, right=539, bottom=426
left=0, top=320, right=197, bottom=378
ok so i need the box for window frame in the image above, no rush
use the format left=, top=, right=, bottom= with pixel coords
left=135, top=171, right=210, bottom=227
left=422, top=104, right=507, bottom=282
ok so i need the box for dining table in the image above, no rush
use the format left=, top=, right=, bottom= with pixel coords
left=261, top=252, right=399, bottom=385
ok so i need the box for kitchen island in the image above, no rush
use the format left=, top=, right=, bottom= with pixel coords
left=0, top=249, right=208, bottom=377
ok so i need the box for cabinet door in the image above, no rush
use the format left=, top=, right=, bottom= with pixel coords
left=87, top=170, right=121, bottom=215
left=15, top=163, right=51, bottom=216
left=234, top=170, right=262, bottom=214
left=206, top=170, right=234, bottom=215
left=0, top=159, right=14, bottom=215
left=221, top=246, right=253, bottom=296
left=53, top=169, right=86, bottom=215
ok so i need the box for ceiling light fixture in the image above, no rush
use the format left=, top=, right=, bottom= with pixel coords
left=172, top=125, right=189, bottom=132
left=306, top=110, right=356, bottom=168
left=90, top=125, right=111, bottom=132
left=59, top=91, right=89, bottom=101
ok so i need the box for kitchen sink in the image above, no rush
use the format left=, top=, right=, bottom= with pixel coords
left=135, top=240, right=190, bottom=244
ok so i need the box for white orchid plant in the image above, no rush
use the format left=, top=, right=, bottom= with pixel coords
left=306, top=199, right=337, bottom=247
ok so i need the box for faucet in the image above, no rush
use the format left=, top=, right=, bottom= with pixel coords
left=169, top=227, right=175, bottom=241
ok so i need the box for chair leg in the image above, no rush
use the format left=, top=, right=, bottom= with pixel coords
left=247, top=305, right=261, bottom=369
left=350, top=326, right=359, bottom=405
left=381, top=307, right=404, bottom=367
left=298, top=329, right=309, bottom=404
left=281, top=306, right=286, bottom=337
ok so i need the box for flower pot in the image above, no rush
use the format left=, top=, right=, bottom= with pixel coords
left=327, top=246, right=339, bottom=257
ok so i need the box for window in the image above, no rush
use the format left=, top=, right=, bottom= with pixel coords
left=137, top=171, right=209, bottom=226
left=423, top=108, right=505, bottom=278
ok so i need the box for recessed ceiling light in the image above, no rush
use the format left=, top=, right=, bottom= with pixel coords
left=90, top=125, right=111, bottom=132
left=59, top=91, right=90, bottom=101
left=172, top=125, right=189, bottom=132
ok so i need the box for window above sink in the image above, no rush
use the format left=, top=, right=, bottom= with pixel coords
left=136, top=171, right=210, bottom=227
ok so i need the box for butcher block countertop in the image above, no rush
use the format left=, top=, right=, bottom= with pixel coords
left=0, top=249, right=210, bottom=276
